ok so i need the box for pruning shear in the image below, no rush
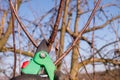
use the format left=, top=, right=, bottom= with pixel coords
left=21, top=39, right=56, bottom=80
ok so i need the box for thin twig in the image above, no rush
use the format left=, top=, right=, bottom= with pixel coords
left=89, top=40, right=120, bottom=59
left=77, top=48, right=92, bottom=80
left=92, top=12, right=95, bottom=80
left=18, top=24, right=22, bottom=73
left=9, top=0, right=37, bottom=47
left=55, top=0, right=101, bottom=65
left=92, top=1, right=96, bottom=79
left=10, top=1, right=16, bottom=77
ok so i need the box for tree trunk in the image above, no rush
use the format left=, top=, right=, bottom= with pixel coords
left=70, top=0, right=81, bottom=79
left=70, top=41, right=79, bottom=80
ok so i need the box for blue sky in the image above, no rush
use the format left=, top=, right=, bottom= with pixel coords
left=19, top=0, right=56, bottom=21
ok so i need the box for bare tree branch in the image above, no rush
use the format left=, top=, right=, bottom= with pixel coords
left=90, top=40, right=120, bottom=58
left=58, top=0, right=70, bottom=69
left=66, top=15, right=120, bottom=37
left=48, top=0, right=65, bottom=52
left=77, top=47, right=92, bottom=80
left=78, top=58, right=120, bottom=68
left=1, top=47, right=34, bottom=57
left=11, top=3, right=16, bottom=77
left=85, top=15, right=120, bottom=33
left=9, top=0, right=38, bottom=47
left=55, top=0, right=101, bottom=65
left=0, top=0, right=22, bottom=50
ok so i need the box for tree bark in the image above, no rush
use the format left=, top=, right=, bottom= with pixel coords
left=70, top=0, right=81, bottom=79
left=70, top=41, right=79, bottom=80
left=58, top=0, right=70, bottom=70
